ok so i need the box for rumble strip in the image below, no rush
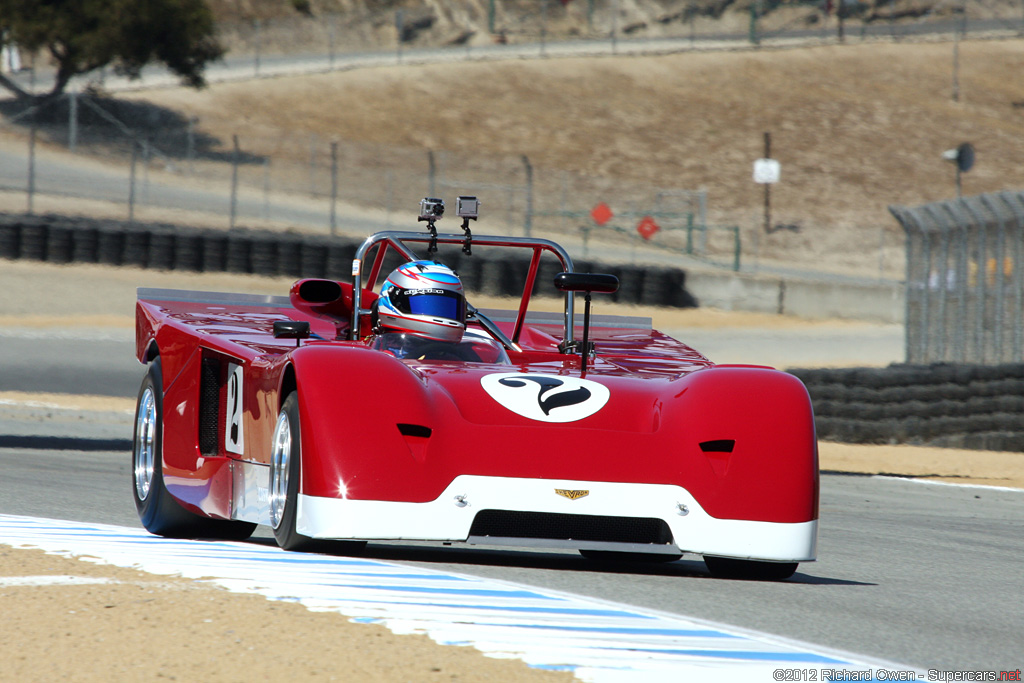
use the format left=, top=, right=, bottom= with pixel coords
left=0, top=515, right=914, bottom=682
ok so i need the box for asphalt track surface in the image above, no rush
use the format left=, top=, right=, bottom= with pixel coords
left=0, top=337, right=1021, bottom=673
left=0, top=328, right=138, bottom=398
left=0, top=325, right=904, bottom=399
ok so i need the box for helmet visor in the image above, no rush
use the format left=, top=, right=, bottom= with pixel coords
left=392, top=289, right=465, bottom=322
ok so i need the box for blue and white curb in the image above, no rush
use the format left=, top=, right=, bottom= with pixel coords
left=0, top=515, right=915, bottom=682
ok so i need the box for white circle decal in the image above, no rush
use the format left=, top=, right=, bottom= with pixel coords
left=480, top=372, right=610, bottom=423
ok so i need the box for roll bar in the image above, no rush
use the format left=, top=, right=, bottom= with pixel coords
left=350, top=231, right=576, bottom=348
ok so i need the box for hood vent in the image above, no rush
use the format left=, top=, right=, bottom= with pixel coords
left=398, top=423, right=432, bottom=462
left=397, top=424, right=432, bottom=438
left=699, top=439, right=735, bottom=453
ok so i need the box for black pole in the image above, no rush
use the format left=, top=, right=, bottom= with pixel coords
left=27, top=116, right=36, bottom=215
left=230, top=134, right=239, bottom=229
left=581, top=291, right=592, bottom=373
left=330, top=141, right=339, bottom=236
left=763, top=131, right=772, bottom=233
left=128, top=141, right=138, bottom=225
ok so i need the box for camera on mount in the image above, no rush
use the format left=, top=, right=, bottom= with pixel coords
left=456, top=196, right=480, bottom=220
left=419, top=197, right=445, bottom=222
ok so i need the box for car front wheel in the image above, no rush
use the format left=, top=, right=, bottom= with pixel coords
left=269, top=392, right=367, bottom=554
left=269, top=393, right=315, bottom=551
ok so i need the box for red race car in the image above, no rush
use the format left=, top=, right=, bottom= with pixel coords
left=133, top=199, right=818, bottom=580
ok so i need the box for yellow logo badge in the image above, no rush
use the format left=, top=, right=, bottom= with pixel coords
left=555, top=489, right=589, bottom=500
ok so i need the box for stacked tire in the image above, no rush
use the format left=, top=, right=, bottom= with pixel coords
left=789, top=363, right=1024, bottom=452
left=0, top=212, right=699, bottom=309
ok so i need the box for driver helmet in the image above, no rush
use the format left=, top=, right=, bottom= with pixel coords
left=375, top=260, right=466, bottom=343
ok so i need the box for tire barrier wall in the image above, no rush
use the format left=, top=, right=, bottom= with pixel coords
left=789, top=363, right=1024, bottom=453
left=0, top=213, right=699, bottom=308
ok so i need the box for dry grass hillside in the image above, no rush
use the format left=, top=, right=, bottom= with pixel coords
left=123, top=37, right=1024, bottom=276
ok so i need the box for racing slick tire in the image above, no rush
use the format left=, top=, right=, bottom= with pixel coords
left=133, top=358, right=257, bottom=540
left=270, top=392, right=367, bottom=554
left=703, top=555, right=798, bottom=581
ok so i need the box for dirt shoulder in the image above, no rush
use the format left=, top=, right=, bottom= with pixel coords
left=0, top=547, right=573, bottom=683
left=819, top=442, right=1024, bottom=490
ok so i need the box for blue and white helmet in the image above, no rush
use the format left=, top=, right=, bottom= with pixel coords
left=376, top=260, right=466, bottom=343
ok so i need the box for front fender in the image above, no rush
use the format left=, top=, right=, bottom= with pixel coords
left=290, top=345, right=444, bottom=501
left=664, top=366, right=819, bottom=523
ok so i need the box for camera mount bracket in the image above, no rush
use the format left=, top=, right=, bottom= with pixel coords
left=455, top=196, right=479, bottom=255
left=421, top=218, right=439, bottom=254
left=460, top=217, right=473, bottom=255
left=418, top=197, right=445, bottom=254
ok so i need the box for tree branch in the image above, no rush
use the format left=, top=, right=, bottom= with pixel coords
left=0, top=70, right=30, bottom=99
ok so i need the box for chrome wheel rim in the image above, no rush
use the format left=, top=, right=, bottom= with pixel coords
left=269, top=411, right=292, bottom=530
left=134, top=386, right=157, bottom=501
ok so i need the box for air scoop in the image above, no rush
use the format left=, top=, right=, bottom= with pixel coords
left=553, top=272, right=619, bottom=372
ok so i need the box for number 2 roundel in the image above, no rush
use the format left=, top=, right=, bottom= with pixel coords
left=480, top=372, right=610, bottom=423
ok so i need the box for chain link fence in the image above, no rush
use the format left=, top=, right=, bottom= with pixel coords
left=7, top=2, right=1017, bottom=276
left=209, top=0, right=1024, bottom=62
left=0, top=92, right=743, bottom=270
left=890, top=191, right=1024, bottom=365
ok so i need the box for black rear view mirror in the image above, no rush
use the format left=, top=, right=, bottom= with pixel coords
left=273, top=320, right=311, bottom=347
left=553, top=272, right=619, bottom=294
left=553, top=272, right=619, bottom=372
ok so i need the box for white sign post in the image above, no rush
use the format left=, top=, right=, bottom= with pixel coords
left=753, top=132, right=780, bottom=233
left=753, top=158, right=781, bottom=184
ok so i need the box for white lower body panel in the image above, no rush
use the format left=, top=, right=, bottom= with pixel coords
left=296, top=475, right=817, bottom=563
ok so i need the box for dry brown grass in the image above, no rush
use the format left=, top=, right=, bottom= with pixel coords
left=121, top=37, right=1024, bottom=276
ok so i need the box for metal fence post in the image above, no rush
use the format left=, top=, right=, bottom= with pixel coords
left=309, top=133, right=318, bottom=196
left=396, top=10, right=404, bottom=63
left=142, top=138, right=151, bottom=206
left=328, top=14, right=336, bottom=69
left=68, top=91, right=78, bottom=152
left=994, top=192, right=1024, bottom=360
left=957, top=199, right=988, bottom=363
left=732, top=226, right=741, bottom=272
left=330, top=141, right=339, bottom=236
left=186, top=117, right=196, bottom=175
left=749, top=0, right=760, bottom=45
left=129, top=141, right=138, bottom=226
left=385, top=169, right=394, bottom=228
left=893, top=206, right=928, bottom=363
left=254, top=19, right=262, bottom=77
left=27, top=115, right=36, bottom=215
left=230, top=134, right=240, bottom=229
left=427, top=149, right=436, bottom=197
left=522, top=155, right=533, bottom=237
left=921, top=204, right=952, bottom=362
left=893, top=207, right=915, bottom=363
left=980, top=194, right=1008, bottom=361
left=939, top=202, right=973, bottom=362
left=541, top=0, right=549, bottom=58
left=263, top=158, right=271, bottom=222
left=612, top=0, right=620, bottom=53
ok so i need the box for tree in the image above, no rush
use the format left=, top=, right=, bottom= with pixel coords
left=0, top=0, right=223, bottom=102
